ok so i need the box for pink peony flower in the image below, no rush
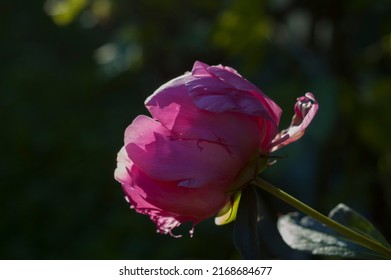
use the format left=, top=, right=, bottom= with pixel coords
left=114, top=61, right=318, bottom=237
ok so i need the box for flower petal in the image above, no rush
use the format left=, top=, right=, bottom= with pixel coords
left=114, top=147, right=133, bottom=186
left=191, top=60, right=210, bottom=77
left=115, top=151, right=230, bottom=236
left=127, top=164, right=229, bottom=218
left=187, top=77, right=278, bottom=119
left=145, top=77, right=264, bottom=162
left=188, top=62, right=282, bottom=124
left=270, top=92, right=319, bottom=152
left=124, top=115, right=242, bottom=188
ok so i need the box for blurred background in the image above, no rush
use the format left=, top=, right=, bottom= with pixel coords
left=1, top=0, right=391, bottom=259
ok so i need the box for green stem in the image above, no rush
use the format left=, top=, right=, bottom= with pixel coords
left=254, top=177, right=391, bottom=259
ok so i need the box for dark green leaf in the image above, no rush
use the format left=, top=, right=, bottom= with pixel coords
left=233, top=186, right=261, bottom=259
left=277, top=205, right=388, bottom=259
left=329, top=204, right=391, bottom=249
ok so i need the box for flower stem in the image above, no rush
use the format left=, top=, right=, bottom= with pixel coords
left=254, top=177, right=391, bottom=259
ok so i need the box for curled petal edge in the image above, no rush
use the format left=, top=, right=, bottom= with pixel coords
left=270, top=92, right=318, bottom=152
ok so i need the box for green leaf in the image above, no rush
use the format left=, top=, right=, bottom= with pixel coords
left=233, top=186, right=261, bottom=259
left=215, top=191, right=242, bottom=225
left=277, top=204, right=389, bottom=259
left=329, top=203, right=391, bottom=249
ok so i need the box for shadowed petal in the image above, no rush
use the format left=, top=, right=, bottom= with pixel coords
left=116, top=155, right=230, bottom=236
left=188, top=62, right=282, bottom=124
left=187, top=77, right=280, bottom=120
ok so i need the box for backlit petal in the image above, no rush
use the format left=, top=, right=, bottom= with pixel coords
left=270, top=92, right=318, bottom=152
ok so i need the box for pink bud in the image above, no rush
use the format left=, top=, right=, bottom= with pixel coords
left=114, top=61, right=318, bottom=236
